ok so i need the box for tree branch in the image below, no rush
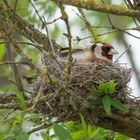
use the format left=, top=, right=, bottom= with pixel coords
left=86, top=103, right=140, bottom=139
left=1, top=1, right=60, bottom=52
left=57, top=0, right=140, bottom=18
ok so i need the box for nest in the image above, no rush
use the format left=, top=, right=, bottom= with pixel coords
left=27, top=59, right=132, bottom=121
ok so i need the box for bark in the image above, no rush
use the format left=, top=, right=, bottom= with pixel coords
left=57, top=0, right=140, bottom=18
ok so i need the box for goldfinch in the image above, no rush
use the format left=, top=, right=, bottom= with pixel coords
left=59, top=43, right=118, bottom=63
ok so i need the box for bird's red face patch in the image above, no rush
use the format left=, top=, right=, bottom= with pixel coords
left=102, top=44, right=113, bottom=49
left=101, top=44, right=114, bottom=60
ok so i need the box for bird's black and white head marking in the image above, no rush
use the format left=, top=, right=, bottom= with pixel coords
left=90, top=43, right=103, bottom=52
left=91, top=42, right=118, bottom=62
left=91, top=43, right=97, bottom=52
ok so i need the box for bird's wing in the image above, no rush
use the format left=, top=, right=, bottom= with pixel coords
left=58, top=47, right=84, bottom=57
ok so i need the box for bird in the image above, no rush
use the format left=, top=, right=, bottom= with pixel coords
left=59, top=42, right=118, bottom=63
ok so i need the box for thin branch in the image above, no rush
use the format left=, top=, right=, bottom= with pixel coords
left=122, top=37, right=140, bottom=95
left=3, top=109, right=16, bottom=120
left=43, top=17, right=56, bottom=55
left=29, top=0, right=45, bottom=26
left=0, top=41, right=43, bottom=51
left=1, top=27, right=42, bottom=73
left=13, top=0, right=18, bottom=13
left=78, top=8, right=99, bottom=42
left=2, top=0, right=60, bottom=52
left=0, top=61, right=27, bottom=65
left=27, top=120, right=60, bottom=134
left=45, top=17, right=62, bottom=25
left=73, top=35, right=92, bottom=43
left=114, top=45, right=132, bottom=63
left=97, top=28, right=140, bottom=39
left=0, top=103, right=19, bottom=109
left=5, top=42, right=24, bottom=92
left=58, top=3, right=73, bottom=84
left=29, top=1, right=56, bottom=55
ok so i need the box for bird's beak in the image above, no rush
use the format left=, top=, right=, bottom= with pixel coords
left=108, top=48, right=118, bottom=55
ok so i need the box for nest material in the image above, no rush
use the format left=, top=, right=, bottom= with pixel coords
left=28, top=59, right=132, bottom=120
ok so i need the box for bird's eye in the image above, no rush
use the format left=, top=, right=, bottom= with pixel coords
left=91, top=44, right=97, bottom=52
left=101, top=46, right=111, bottom=53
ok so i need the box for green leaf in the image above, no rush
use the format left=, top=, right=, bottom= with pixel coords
left=53, top=124, right=73, bottom=140
left=99, top=81, right=107, bottom=92
left=1, top=135, right=15, bottom=140
left=15, top=91, right=26, bottom=110
left=8, top=124, right=29, bottom=140
left=79, top=114, right=87, bottom=132
left=102, top=95, right=111, bottom=115
left=16, top=132, right=29, bottom=140
left=88, top=98, right=102, bottom=106
left=114, top=133, right=130, bottom=140
left=106, top=80, right=115, bottom=94
left=89, top=80, right=115, bottom=95
left=111, top=98, right=129, bottom=113
left=99, top=80, right=115, bottom=94
left=12, top=112, right=25, bottom=126
left=0, top=44, right=5, bottom=60
left=88, top=87, right=105, bottom=96
left=89, top=127, right=100, bottom=139
left=13, top=0, right=30, bottom=17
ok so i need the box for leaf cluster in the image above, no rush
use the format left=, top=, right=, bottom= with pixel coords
left=88, top=80, right=128, bottom=115
left=41, top=115, right=130, bottom=140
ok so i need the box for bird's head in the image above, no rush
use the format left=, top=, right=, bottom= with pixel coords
left=87, top=43, right=118, bottom=62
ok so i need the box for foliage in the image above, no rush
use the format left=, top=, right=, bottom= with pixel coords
left=0, top=112, right=29, bottom=140
left=88, top=80, right=128, bottom=115
left=15, top=91, right=26, bottom=111
left=0, top=44, right=5, bottom=61
left=40, top=115, right=130, bottom=140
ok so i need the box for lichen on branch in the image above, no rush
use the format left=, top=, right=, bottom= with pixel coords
left=57, top=0, right=140, bottom=18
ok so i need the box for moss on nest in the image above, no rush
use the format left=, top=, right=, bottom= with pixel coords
left=27, top=59, right=132, bottom=120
